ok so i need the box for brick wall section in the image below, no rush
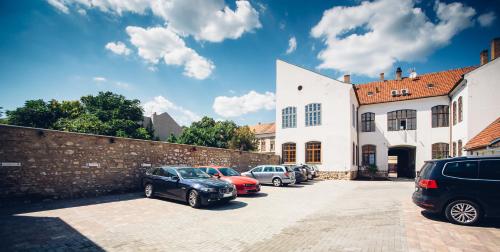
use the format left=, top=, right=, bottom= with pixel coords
left=0, top=125, right=279, bottom=201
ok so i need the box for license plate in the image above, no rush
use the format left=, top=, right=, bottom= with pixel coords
left=223, top=192, right=233, bottom=198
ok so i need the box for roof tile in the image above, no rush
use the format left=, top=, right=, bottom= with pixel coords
left=464, top=117, right=500, bottom=150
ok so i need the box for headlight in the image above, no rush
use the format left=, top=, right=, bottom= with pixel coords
left=200, top=187, right=217, bottom=193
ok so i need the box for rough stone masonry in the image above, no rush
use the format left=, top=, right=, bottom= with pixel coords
left=0, top=125, right=279, bottom=202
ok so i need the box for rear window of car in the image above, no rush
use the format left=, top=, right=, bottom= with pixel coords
left=479, top=160, right=500, bottom=180
left=443, top=161, right=479, bottom=179
left=418, top=162, right=435, bottom=179
left=275, top=167, right=284, bottom=172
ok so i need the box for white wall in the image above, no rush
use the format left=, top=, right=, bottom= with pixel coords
left=358, top=96, right=451, bottom=173
left=275, top=60, right=356, bottom=172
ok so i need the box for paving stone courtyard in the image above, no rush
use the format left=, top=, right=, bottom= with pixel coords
left=1, top=180, right=499, bottom=251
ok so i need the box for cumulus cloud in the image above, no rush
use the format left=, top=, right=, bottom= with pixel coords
left=143, top=96, right=201, bottom=126
left=46, top=0, right=261, bottom=42
left=311, top=0, right=476, bottom=77
left=93, top=76, right=107, bottom=82
left=47, top=0, right=69, bottom=13
left=105, top=41, right=132, bottom=55
left=286, top=36, right=297, bottom=54
left=126, top=26, right=214, bottom=79
left=46, top=0, right=261, bottom=79
left=213, top=91, right=275, bottom=117
left=478, top=11, right=496, bottom=27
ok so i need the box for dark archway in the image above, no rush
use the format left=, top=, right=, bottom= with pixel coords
left=388, top=146, right=416, bottom=178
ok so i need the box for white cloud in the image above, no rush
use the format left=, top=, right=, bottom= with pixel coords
left=311, top=0, right=476, bottom=77
left=142, top=96, right=201, bottom=126
left=47, top=0, right=69, bottom=13
left=213, top=90, right=275, bottom=117
left=114, top=81, right=132, bottom=90
left=126, top=26, right=214, bottom=79
left=105, top=41, right=132, bottom=55
left=93, top=76, right=107, bottom=82
left=478, top=11, right=496, bottom=27
left=46, top=0, right=261, bottom=42
left=77, top=8, right=86, bottom=15
left=286, top=36, right=297, bottom=54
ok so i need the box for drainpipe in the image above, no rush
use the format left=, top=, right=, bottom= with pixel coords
left=448, top=94, right=453, bottom=156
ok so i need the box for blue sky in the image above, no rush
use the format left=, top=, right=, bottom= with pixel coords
left=0, top=0, right=498, bottom=126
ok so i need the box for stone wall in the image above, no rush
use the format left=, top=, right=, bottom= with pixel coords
left=317, top=171, right=358, bottom=180
left=0, top=125, right=279, bottom=201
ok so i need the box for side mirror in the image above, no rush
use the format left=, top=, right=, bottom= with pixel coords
left=172, top=176, right=179, bottom=181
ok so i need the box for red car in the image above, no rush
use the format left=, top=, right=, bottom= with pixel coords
left=197, top=166, right=260, bottom=195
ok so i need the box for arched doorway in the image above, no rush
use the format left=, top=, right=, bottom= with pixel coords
left=388, top=146, right=416, bottom=178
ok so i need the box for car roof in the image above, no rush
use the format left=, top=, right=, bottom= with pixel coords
left=428, top=155, right=500, bottom=163
left=158, top=166, right=194, bottom=170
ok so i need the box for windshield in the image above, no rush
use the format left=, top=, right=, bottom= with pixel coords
left=219, top=168, right=240, bottom=176
left=177, top=168, right=211, bottom=179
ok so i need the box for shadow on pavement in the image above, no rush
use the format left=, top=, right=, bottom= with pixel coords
left=0, top=215, right=105, bottom=251
left=238, top=192, right=268, bottom=198
left=1, top=192, right=144, bottom=216
left=203, top=201, right=248, bottom=211
left=421, top=210, right=500, bottom=228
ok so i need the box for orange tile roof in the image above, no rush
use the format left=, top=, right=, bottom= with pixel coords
left=248, top=122, right=275, bottom=135
left=355, top=66, right=477, bottom=105
left=464, top=117, right=500, bottom=150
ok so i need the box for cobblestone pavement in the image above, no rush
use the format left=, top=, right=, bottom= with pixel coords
left=1, top=180, right=499, bottom=251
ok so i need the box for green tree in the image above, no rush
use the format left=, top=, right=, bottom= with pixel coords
left=53, top=113, right=107, bottom=134
left=177, top=117, right=238, bottom=148
left=6, top=100, right=57, bottom=128
left=228, top=126, right=257, bottom=151
left=166, top=133, right=178, bottom=143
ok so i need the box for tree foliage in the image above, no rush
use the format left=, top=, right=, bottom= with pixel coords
left=172, top=116, right=256, bottom=151
left=5, top=92, right=153, bottom=140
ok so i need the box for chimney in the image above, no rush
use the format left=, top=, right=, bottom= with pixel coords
left=480, top=50, right=489, bottom=65
left=380, top=73, right=384, bottom=81
left=492, top=38, right=500, bottom=60
left=344, top=74, right=351, bottom=84
left=396, top=67, right=402, bottom=80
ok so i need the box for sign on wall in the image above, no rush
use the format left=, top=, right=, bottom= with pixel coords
left=1, top=162, right=21, bottom=167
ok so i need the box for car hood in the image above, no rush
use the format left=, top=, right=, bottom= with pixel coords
left=221, top=176, right=258, bottom=185
left=185, top=178, right=231, bottom=188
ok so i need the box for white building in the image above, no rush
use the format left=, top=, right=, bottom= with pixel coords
left=275, top=38, right=500, bottom=179
left=143, top=112, right=183, bottom=141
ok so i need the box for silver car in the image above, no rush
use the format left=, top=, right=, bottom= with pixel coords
left=242, top=165, right=296, bottom=187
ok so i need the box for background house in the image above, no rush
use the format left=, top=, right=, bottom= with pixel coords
left=143, top=112, right=183, bottom=141
left=248, top=122, right=275, bottom=154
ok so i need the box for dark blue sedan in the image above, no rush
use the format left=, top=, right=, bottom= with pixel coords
left=142, top=166, right=237, bottom=208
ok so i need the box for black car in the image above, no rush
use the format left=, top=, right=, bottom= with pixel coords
left=287, top=165, right=307, bottom=183
left=412, top=156, right=500, bottom=225
left=142, top=166, right=237, bottom=208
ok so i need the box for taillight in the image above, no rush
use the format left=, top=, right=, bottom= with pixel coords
left=284, top=172, right=289, bottom=177
left=418, top=179, right=438, bottom=189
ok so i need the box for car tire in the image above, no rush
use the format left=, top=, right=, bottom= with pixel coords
left=187, top=190, right=202, bottom=208
left=144, top=183, right=154, bottom=198
left=445, top=200, right=481, bottom=226
left=272, top=178, right=282, bottom=187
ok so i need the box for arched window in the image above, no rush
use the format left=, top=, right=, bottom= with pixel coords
left=431, top=105, right=449, bottom=128
left=361, top=112, right=375, bottom=132
left=362, top=145, right=376, bottom=166
left=452, top=101, right=457, bottom=125
left=458, top=140, right=463, bottom=156
left=282, top=143, right=296, bottom=163
left=305, top=103, right=321, bottom=126
left=305, top=141, right=321, bottom=163
left=432, top=143, right=449, bottom=159
left=452, top=142, right=457, bottom=157
left=282, top=107, right=296, bottom=129
left=458, top=96, right=463, bottom=122
left=387, top=110, right=416, bottom=131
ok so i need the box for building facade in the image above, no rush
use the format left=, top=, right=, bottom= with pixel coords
left=248, top=122, right=275, bottom=154
left=143, top=112, right=183, bottom=141
left=275, top=38, right=500, bottom=179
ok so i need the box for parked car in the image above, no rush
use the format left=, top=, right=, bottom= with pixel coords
left=412, top=156, right=500, bottom=225
left=308, top=165, right=319, bottom=178
left=197, top=166, right=261, bottom=195
left=142, top=166, right=237, bottom=208
left=286, top=165, right=307, bottom=183
left=241, top=165, right=296, bottom=187
left=300, top=165, right=314, bottom=180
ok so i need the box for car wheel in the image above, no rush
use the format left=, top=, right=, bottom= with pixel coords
left=445, top=200, right=481, bottom=226
left=144, top=183, right=154, bottom=198
left=187, top=190, right=202, bottom=208
left=272, top=178, right=282, bottom=187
